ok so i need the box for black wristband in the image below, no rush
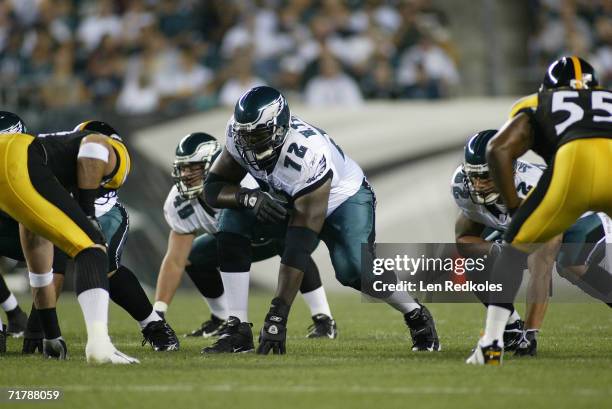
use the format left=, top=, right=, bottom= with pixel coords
left=281, top=226, right=319, bottom=272
left=78, top=188, right=99, bottom=217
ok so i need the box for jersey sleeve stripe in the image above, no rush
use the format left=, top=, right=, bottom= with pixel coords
left=102, top=139, right=131, bottom=189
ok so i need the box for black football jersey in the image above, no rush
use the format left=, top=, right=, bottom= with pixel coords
left=531, top=89, right=612, bottom=163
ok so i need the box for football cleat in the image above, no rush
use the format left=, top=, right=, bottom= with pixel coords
left=0, top=326, right=6, bottom=354
left=201, top=316, right=254, bottom=354
left=6, top=308, right=28, bottom=338
left=466, top=339, right=503, bottom=365
left=42, top=337, right=68, bottom=360
left=141, top=320, right=180, bottom=351
left=503, top=319, right=524, bottom=351
left=185, top=314, right=226, bottom=338
left=86, top=339, right=140, bottom=364
left=514, top=329, right=538, bottom=357
left=404, top=304, right=441, bottom=351
left=306, top=314, right=338, bottom=339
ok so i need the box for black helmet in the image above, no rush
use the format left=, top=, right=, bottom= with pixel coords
left=231, top=86, right=290, bottom=171
left=462, top=130, right=499, bottom=205
left=0, top=111, right=27, bottom=134
left=540, top=56, right=598, bottom=91
left=172, top=132, right=220, bottom=199
left=74, top=120, right=122, bottom=140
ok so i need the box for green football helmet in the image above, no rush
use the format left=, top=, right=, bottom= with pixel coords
left=230, top=86, right=290, bottom=172
left=463, top=129, right=499, bottom=205
left=172, top=132, right=221, bottom=199
left=0, top=111, right=27, bottom=134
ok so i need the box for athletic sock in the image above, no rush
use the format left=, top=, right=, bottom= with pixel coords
left=138, top=310, right=163, bottom=329
left=38, top=308, right=61, bottom=339
left=301, top=287, right=332, bottom=318
left=482, top=305, right=512, bottom=346
left=1, top=293, right=18, bottom=312
left=382, top=290, right=420, bottom=314
left=77, top=289, right=110, bottom=341
left=0, top=275, right=11, bottom=304
left=220, top=271, right=249, bottom=322
left=204, top=294, right=228, bottom=320
left=581, top=264, right=612, bottom=302
left=507, top=309, right=521, bottom=324
left=109, top=265, right=154, bottom=322
left=26, top=303, right=42, bottom=335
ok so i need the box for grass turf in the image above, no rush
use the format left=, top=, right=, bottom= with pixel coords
left=0, top=291, right=611, bottom=409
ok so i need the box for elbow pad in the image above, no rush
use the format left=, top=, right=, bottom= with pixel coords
left=281, top=226, right=319, bottom=272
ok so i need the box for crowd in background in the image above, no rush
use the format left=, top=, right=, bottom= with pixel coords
left=529, top=0, right=612, bottom=86
left=0, top=0, right=459, bottom=122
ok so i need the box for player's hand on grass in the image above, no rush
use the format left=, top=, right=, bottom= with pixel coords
left=256, top=297, right=290, bottom=355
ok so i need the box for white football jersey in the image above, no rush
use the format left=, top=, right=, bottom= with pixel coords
left=450, top=160, right=544, bottom=231
left=226, top=116, right=364, bottom=216
left=94, top=191, right=118, bottom=218
left=163, top=174, right=259, bottom=235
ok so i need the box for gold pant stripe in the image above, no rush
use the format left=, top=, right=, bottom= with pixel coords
left=512, top=138, right=612, bottom=248
left=0, top=134, right=94, bottom=257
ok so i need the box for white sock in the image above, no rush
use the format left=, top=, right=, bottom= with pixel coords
left=301, top=287, right=332, bottom=318
left=507, top=309, right=521, bottom=324
left=77, top=288, right=110, bottom=342
left=204, top=294, right=228, bottom=320
left=0, top=320, right=3, bottom=332
left=138, top=310, right=163, bottom=329
left=153, top=301, right=168, bottom=313
left=1, top=293, right=18, bottom=312
left=220, top=271, right=249, bottom=322
left=482, top=305, right=511, bottom=346
left=382, top=291, right=420, bottom=314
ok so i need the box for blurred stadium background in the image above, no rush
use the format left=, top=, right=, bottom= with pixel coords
left=1, top=0, right=611, bottom=291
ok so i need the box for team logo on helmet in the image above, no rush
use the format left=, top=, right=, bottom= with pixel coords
left=172, top=132, right=221, bottom=200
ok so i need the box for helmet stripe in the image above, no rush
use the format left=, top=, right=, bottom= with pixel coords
left=570, top=56, right=583, bottom=89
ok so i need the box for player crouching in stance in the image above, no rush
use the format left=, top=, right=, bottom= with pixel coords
left=467, top=56, right=612, bottom=365
left=454, top=130, right=612, bottom=358
left=153, top=132, right=337, bottom=351
left=0, top=112, right=138, bottom=364
left=204, top=86, right=440, bottom=354
left=13, top=121, right=179, bottom=355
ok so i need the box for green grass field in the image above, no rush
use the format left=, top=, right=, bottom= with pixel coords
left=1, top=292, right=611, bottom=409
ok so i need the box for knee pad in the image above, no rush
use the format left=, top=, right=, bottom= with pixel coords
left=217, top=232, right=252, bottom=272
left=74, top=247, right=109, bottom=295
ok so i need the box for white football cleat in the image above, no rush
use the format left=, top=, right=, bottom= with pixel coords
left=466, top=339, right=503, bottom=366
left=86, top=339, right=140, bottom=364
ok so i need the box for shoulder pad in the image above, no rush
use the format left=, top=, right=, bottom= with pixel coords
left=509, top=93, right=538, bottom=119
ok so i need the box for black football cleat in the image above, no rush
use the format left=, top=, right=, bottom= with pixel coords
left=201, top=316, right=254, bottom=354
left=466, top=339, right=503, bottom=365
left=503, top=319, right=524, bottom=351
left=404, top=304, right=441, bottom=351
left=43, top=337, right=68, bottom=360
left=141, top=320, right=180, bottom=351
left=0, top=326, right=6, bottom=354
left=6, top=307, right=28, bottom=338
left=514, top=329, right=538, bottom=357
left=306, top=314, right=338, bottom=339
left=185, top=315, right=226, bottom=338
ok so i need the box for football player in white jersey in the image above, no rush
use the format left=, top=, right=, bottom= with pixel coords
left=457, top=130, right=612, bottom=362
left=153, top=132, right=338, bottom=353
left=204, top=86, right=440, bottom=355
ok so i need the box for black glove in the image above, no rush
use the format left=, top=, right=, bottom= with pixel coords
left=256, top=298, right=290, bottom=355
left=22, top=336, right=43, bottom=354
left=236, top=189, right=288, bottom=224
